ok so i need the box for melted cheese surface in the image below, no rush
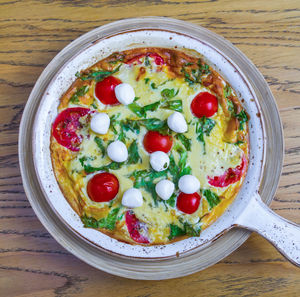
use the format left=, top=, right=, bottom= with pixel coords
left=51, top=49, right=249, bottom=244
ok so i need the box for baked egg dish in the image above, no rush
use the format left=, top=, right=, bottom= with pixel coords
left=50, top=47, right=249, bottom=245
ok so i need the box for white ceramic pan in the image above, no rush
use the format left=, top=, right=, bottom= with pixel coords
left=19, top=17, right=300, bottom=279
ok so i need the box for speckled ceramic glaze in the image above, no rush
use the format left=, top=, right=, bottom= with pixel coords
left=19, top=17, right=299, bottom=279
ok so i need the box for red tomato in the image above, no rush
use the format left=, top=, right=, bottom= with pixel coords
left=176, top=192, right=201, bottom=214
left=94, top=76, right=122, bottom=105
left=87, top=172, right=119, bottom=202
left=143, top=131, right=173, bottom=153
left=52, top=107, right=91, bottom=151
left=125, top=210, right=150, bottom=244
left=126, top=52, right=164, bottom=65
left=148, top=53, right=164, bottom=65
left=208, top=156, right=247, bottom=187
left=191, top=92, right=218, bottom=118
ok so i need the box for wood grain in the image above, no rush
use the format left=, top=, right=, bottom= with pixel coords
left=0, top=0, right=300, bottom=296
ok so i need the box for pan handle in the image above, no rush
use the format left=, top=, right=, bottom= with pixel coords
left=235, top=192, right=300, bottom=267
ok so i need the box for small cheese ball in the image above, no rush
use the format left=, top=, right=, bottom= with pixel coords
left=90, top=112, right=110, bottom=134
left=115, top=83, right=135, bottom=105
left=122, top=188, right=143, bottom=208
left=155, top=179, right=175, bottom=200
left=150, top=151, right=170, bottom=172
left=178, top=175, right=200, bottom=194
left=167, top=111, right=188, bottom=133
left=107, top=140, right=128, bottom=163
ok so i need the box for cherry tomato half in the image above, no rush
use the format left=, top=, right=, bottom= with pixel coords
left=94, top=76, right=122, bottom=105
left=52, top=107, right=91, bottom=151
left=87, top=172, right=119, bottom=202
left=125, top=210, right=150, bottom=244
left=191, top=92, right=218, bottom=118
left=143, top=131, right=173, bottom=153
left=176, top=192, right=201, bottom=214
left=208, top=156, right=247, bottom=188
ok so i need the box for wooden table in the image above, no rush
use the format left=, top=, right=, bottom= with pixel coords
left=1, top=0, right=299, bottom=296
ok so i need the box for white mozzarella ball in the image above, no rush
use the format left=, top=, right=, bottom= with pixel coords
left=150, top=151, right=170, bottom=172
left=122, top=188, right=143, bottom=208
left=90, top=112, right=110, bottom=134
left=107, top=140, right=128, bottom=163
left=167, top=111, right=188, bottom=133
left=178, top=175, right=200, bottom=194
left=115, top=83, right=135, bottom=105
left=155, top=179, right=175, bottom=200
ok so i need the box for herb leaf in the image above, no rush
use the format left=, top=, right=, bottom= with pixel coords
left=168, top=224, right=186, bottom=240
left=168, top=152, right=191, bottom=187
left=143, top=101, right=161, bottom=113
left=79, top=156, right=122, bottom=173
left=203, top=189, right=221, bottom=208
left=94, top=136, right=106, bottom=157
left=168, top=221, right=201, bottom=240
left=128, top=100, right=160, bottom=118
left=129, top=169, right=168, bottom=205
left=178, top=151, right=192, bottom=177
left=151, top=82, right=157, bottom=89
left=144, top=55, right=150, bottom=66
left=121, top=119, right=140, bottom=135
left=127, top=140, right=142, bottom=165
left=181, top=60, right=210, bottom=86
left=161, top=100, right=183, bottom=112
left=175, top=134, right=191, bottom=151
left=128, top=102, right=146, bottom=117
left=227, top=99, right=235, bottom=116
left=110, top=113, right=120, bottom=134
left=183, top=221, right=201, bottom=237
left=223, top=84, right=232, bottom=98
left=235, top=110, right=248, bottom=130
left=76, top=65, right=121, bottom=81
left=161, top=88, right=179, bottom=100
left=81, top=207, right=122, bottom=231
left=195, top=117, right=216, bottom=153
left=165, top=193, right=176, bottom=207
left=139, top=118, right=170, bottom=135
left=70, top=85, right=89, bottom=103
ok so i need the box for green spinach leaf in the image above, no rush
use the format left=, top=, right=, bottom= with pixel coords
left=139, top=118, right=170, bottom=135
left=121, top=119, right=140, bottom=135
left=175, top=134, right=191, bottom=151
left=195, top=116, right=216, bottom=153
left=76, top=65, right=121, bottom=81
left=165, top=193, right=176, bottom=207
left=79, top=156, right=122, bottom=173
left=161, top=88, right=179, bottom=100
left=143, top=101, right=161, bottom=113
left=70, top=85, right=89, bottom=103
left=94, top=136, right=106, bottom=157
left=235, top=110, right=248, bottom=130
left=168, top=152, right=191, bottom=187
left=127, top=140, right=142, bottom=165
left=223, top=84, right=232, bottom=98
left=203, top=189, right=221, bottom=209
left=128, top=102, right=146, bottom=117
left=81, top=207, right=122, bottom=231
left=161, top=100, right=182, bottom=112
left=129, top=169, right=168, bottom=205
left=168, top=224, right=186, bottom=240
left=110, top=113, right=120, bottom=134
left=168, top=221, right=201, bottom=240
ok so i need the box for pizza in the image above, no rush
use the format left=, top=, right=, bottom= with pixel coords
left=50, top=47, right=249, bottom=245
